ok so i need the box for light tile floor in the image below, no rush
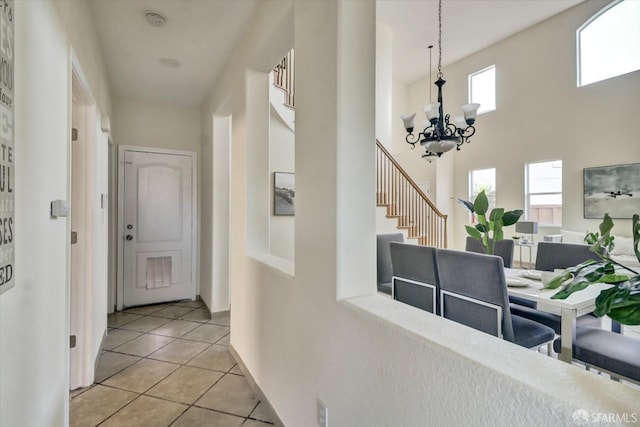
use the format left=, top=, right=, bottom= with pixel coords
left=70, top=301, right=275, bottom=427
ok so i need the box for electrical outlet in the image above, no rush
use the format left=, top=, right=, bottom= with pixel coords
left=317, top=398, right=328, bottom=427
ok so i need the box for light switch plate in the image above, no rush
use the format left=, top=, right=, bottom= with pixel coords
left=51, top=200, right=71, bottom=218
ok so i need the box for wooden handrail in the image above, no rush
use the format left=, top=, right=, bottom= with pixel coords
left=376, top=140, right=446, bottom=218
left=271, top=48, right=446, bottom=247
left=376, top=140, right=448, bottom=248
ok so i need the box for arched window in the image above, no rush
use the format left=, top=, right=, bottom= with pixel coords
left=577, top=0, right=640, bottom=87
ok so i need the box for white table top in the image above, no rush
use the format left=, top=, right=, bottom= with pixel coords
left=504, top=268, right=612, bottom=316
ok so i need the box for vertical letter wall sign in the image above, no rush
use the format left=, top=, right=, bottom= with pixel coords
left=0, top=0, right=14, bottom=294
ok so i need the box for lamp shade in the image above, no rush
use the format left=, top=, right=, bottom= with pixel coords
left=516, top=221, right=538, bottom=234
left=401, top=113, right=416, bottom=131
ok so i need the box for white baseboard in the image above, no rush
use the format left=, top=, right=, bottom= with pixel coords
left=228, top=343, right=284, bottom=427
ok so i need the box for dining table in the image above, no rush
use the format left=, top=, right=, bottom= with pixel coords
left=504, top=268, right=612, bottom=363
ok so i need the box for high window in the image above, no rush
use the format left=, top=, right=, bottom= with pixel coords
left=525, top=160, right=562, bottom=226
left=578, top=0, right=640, bottom=87
left=469, top=168, right=496, bottom=208
left=468, top=65, right=495, bottom=114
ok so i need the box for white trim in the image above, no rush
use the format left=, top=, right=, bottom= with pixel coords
left=391, top=276, right=437, bottom=314
left=116, top=145, right=198, bottom=311
left=440, top=289, right=503, bottom=339
left=69, top=51, right=98, bottom=390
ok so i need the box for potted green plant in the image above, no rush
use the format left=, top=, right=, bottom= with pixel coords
left=545, top=213, right=640, bottom=325
left=458, top=190, right=523, bottom=255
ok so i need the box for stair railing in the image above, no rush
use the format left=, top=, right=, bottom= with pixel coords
left=376, top=140, right=448, bottom=248
left=272, top=49, right=295, bottom=108
left=272, top=50, right=446, bottom=247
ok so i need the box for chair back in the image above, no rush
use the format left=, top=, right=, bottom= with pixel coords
left=376, top=233, right=404, bottom=293
left=437, top=249, right=514, bottom=341
left=535, top=242, right=601, bottom=271
left=465, top=237, right=515, bottom=268
left=390, top=243, right=439, bottom=314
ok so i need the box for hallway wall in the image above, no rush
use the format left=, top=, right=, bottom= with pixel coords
left=202, top=1, right=640, bottom=425
left=0, top=1, right=112, bottom=425
left=112, top=96, right=201, bottom=154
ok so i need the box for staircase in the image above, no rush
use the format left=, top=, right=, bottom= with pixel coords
left=272, top=49, right=295, bottom=108
left=376, top=141, right=448, bottom=247
left=271, top=51, right=447, bottom=248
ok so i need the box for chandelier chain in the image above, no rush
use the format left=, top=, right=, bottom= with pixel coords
left=437, top=0, right=443, bottom=78
left=400, top=0, right=480, bottom=158
left=428, top=45, right=433, bottom=103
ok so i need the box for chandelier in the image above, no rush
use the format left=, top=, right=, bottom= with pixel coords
left=400, top=0, right=480, bottom=159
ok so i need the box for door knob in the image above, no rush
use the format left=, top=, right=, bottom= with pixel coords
left=126, top=235, right=133, bottom=241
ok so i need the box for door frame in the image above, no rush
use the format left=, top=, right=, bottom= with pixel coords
left=67, top=51, right=97, bottom=390
left=116, top=145, right=198, bottom=311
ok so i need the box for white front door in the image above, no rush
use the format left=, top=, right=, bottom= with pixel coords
left=121, top=149, right=195, bottom=307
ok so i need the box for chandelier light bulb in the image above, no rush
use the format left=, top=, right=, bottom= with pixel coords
left=462, top=103, right=481, bottom=123
left=401, top=113, right=416, bottom=132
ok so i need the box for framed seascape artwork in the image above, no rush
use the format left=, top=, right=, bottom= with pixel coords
left=274, top=172, right=295, bottom=216
left=583, top=163, right=640, bottom=219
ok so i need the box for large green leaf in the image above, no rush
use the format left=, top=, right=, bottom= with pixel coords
left=549, top=260, right=617, bottom=299
left=599, top=213, right=614, bottom=236
left=609, top=304, right=640, bottom=325
left=601, top=292, right=640, bottom=325
left=473, top=190, right=489, bottom=215
left=465, top=225, right=482, bottom=240
left=593, top=287, right=627, bottom=316
left=457, top=198, right=475, bottom=213
left=545, top=259, right=599, bottom=290
left=489, top=208, right=504, bottom=222
left=547, top=213, right=640, bottom=326
left=503, top=210, right=523, bottom=227
left=551, top=282, right=590, bottom=300
left=590, top=213, right=615, bottom=255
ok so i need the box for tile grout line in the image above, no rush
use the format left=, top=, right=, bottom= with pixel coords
left=81, top=306, right=273, bottom=426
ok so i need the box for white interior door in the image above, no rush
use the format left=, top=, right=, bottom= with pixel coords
left=122, top=149, right=195, bottom=307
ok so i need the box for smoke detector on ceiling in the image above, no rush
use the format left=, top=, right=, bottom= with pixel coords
left=144, top=10, right=167, bottom=27
left=159, top=58, right=181, bottom=69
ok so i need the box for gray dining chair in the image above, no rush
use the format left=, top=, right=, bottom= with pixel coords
left=376, top=233, right=404, bottom=295
left=465, top=236, right=514, bottom=268
left=535, top=241, right=602, bottom=271
left=437, top=249, right=555, bottom=349
left=389, top=242, right=440, bottom=314
left=465, top=236, right=535, bottom=308
left=511, top=242, right=602, bottom=334
left=553, top=327, right=640, bottom=384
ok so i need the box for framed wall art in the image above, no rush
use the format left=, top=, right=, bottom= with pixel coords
left=274, top=172, right=295, bottom=216
left=583, top=163, right=639, bottom=219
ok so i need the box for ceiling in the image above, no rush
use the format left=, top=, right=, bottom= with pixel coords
left=377, top=0, right=584, bottom=85
left=89, top=0, right=260, bottom=108
left=89, top=0, right=583, bottom=108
